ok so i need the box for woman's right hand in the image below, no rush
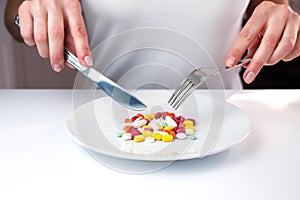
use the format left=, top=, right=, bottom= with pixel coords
left=18, top=0, right=93, bottom=72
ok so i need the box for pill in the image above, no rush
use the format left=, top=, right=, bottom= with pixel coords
left=176, top=132, right=187, bottom=140
left=121, top=133, right=132, bottom=141
left=142, top=131, right=153, bottom=137
left=117, top=132, right=123, bottom=137
left=144, top=128, right=153, bottom=132
left=190, top=135, right=197, bottom=140
left=183, top=120, right=194, bottom=126
left=133, top=119, right=147, bottom=128
left=136, top=113, right=144, bottom=118
left=161, top=113, right=167, bottom=119
left=152, top=133, right=163, bottom=140
left=124, top=126, right=131, bottom=133
left=185, top=129, right=194, bottom=135
left=131, top=115, right=140, bottom=122
left=185, top=125, right=195, bottom=131
left=178, top=123, right=184, bottom=128
left=145, top=137, right=155, bottom=143
left=169, top=131, right=176, bottom=139
left=167, top=112, right=175, bottom=118
left=124, top=118, right=132, bottom=123
left=150, top=114, right=155, bottom=119
left=162, top=122, right=169, bottom=127
left=162, top=135, right=173, bottom=142
left=155, top=112, right=162, bottom=119
left=148, top=120, right=159, bottom=131
left=177, top=115, right=185, bottom=121
left=145, top=114, right=151, bottom=119
left=186, top=118, right=196, bottom=125
left=134, top=135, right=145, bottom=142
left=163, top=126, right=174, bottom=132
left=165, top=115, right=177, bottom=127
left=153, top=131, right=169, bottom=135
left=175, top=128, right=186, bottom=133
left=144, top=118, right=150, bottom=124
left=130, top=127, right=140, bottom=137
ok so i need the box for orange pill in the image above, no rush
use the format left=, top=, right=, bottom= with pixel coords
left=169, top=131, right=176, bottom=139
left=124, top=126, right=131, bottom=133
left=136, top=113, right=144, bottom=118
left=124, top=118, right=132, bottom=123
left=167, top=113, right=175, bottom=118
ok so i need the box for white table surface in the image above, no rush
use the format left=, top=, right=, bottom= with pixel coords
left=0, top=89, right=299, bottom=200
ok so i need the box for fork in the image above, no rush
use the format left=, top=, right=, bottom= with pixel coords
left=168, top=58, right=251, bottom=109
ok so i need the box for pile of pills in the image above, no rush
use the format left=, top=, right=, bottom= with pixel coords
left=117, top=112, right=198, bottom=143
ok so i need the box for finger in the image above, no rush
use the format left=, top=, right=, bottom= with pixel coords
left=268, top=12, right=299, bottom=64
left=225, top=10, right=266, bottom=67
left=64, top=28, right=76, bottom=69
left=246, top=34, right=262, bottom=59
left=283, top=29, right=300, bottom=61
left=243, top=16, right=287, bottom=84
left=48, top=10, right=64, bottom=72
left=33, top=10, right=49, bottom=58
left=18, top=3, right=35, bottom=46
left=64, top=2, right=92, bottom=66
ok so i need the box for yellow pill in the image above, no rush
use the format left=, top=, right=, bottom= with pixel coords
left=134, top=135, right=145, bottom=142
left=153, top=133, right=163, bottom=140
left=185, top=125, right=195, bottom=131
left=163, top=126, right=173, bottom=132
left=142, top=125, right=152, bottom=129
left=183, top=120, right=194, bottom=126
left=142, top=131, right=153, bottom=137
left=145, top=114, right=151, bottom=119
left=162, top=135, right=174, bottom=142
left=150, top=114, right=155, bottom=119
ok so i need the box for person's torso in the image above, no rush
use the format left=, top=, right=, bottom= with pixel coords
left=81, top=0, right=250, bottom=89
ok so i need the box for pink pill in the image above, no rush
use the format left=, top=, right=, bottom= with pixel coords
left=173, top=127, right=179, bottom=132
left=144, top=128, right=153, bottom=132
left=155, top=112, right=162, bottom=119
left=130, top=127, right=140, bottom=137
left=178, top=123, right=184, bottom=128
left=175, top=128, right=186, bottom=133
left=177, top=116, right=185, bottom=122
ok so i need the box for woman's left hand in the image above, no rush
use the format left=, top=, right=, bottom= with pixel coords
left=226, top=1, right=300, bottom=84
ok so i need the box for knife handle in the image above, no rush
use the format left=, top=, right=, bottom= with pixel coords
left=64, top=48, right=88, bottom=73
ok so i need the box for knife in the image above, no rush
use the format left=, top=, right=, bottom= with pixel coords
left=64, top=48, right=147, bottom=111
left=14, top=15, right=147, bottom=111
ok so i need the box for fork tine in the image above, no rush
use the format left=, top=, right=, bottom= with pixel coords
left=168, top=79, right=191, bottom=105
left=172, top=82, right=195, bottom=109
left=173, top=84, right=196, bottom=110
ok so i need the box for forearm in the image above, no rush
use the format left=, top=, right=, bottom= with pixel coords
left=4, top=0, right=25, bottom=42
left=246, top=0, right=289, bottom=19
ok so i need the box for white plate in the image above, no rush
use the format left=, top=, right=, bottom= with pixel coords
left=66, top=90, right=250, bottom=161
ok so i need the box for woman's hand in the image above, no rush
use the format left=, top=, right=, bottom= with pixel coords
left=226, top=1, right=300, bottom=84
left=18, top=0, right=93, bottom=72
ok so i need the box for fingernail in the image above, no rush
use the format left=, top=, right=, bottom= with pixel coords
left=244, top=71, right=256, bottom=84
left=53, top=64, right=63, bottom=72
left=84, top=55, right=93, bottom=66
left=226, top=56, right=236, bottom=67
